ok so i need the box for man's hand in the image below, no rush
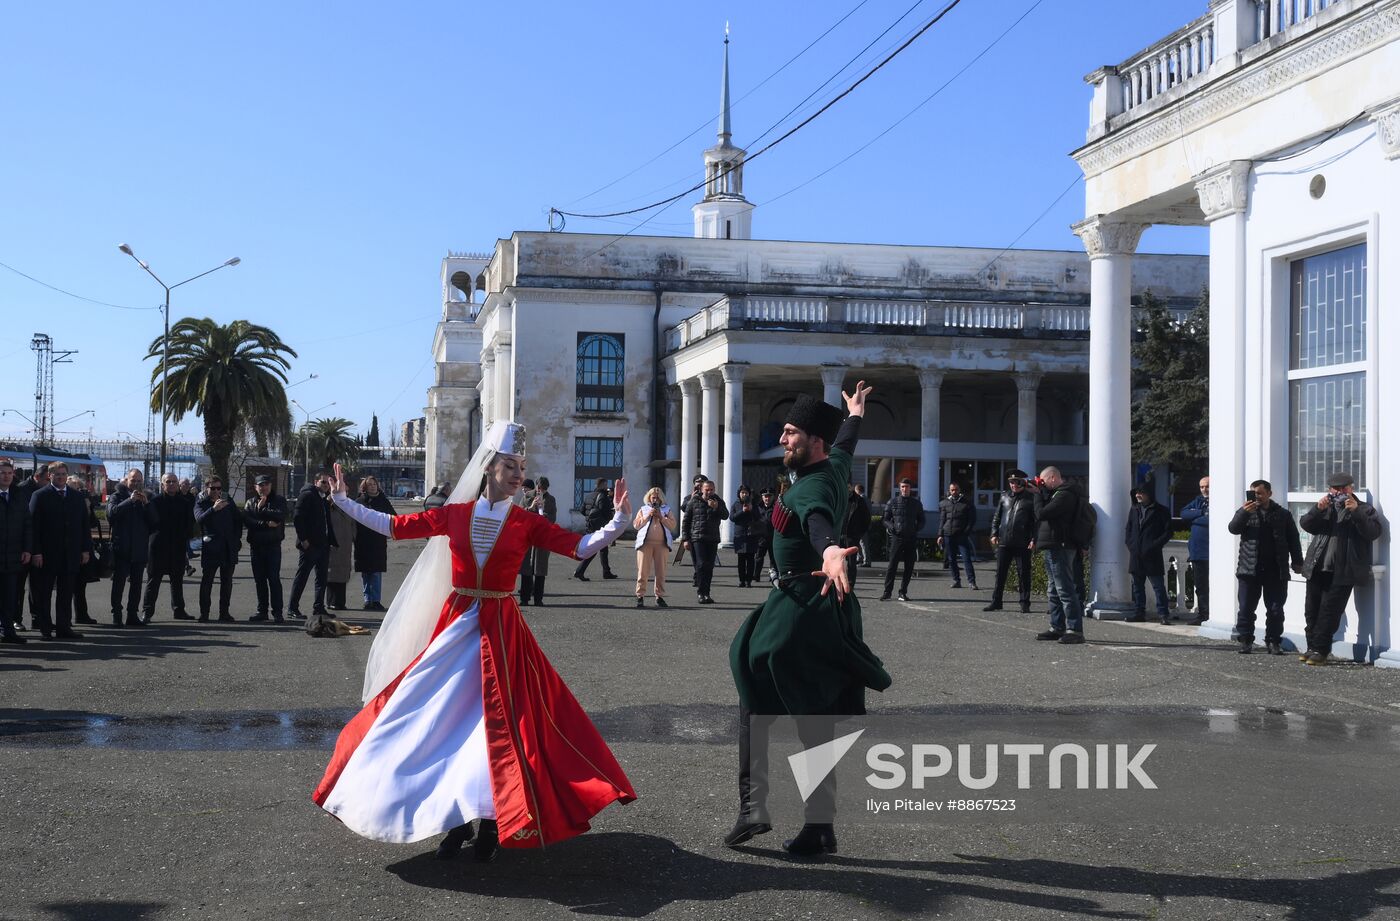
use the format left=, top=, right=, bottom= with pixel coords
left=936, top=536, right=945, bottom=547
left=991, top=535, right=999, bottom=546
left=1344, top=496, right=1359, bottom=512
left=1316, top=496, right=1330, bottom=510
left=1028, top=540, right=1035, bottom=551
left=1243, top=500, right=1259, bottom=513
left=81, top=552, right=90, bottom=566
left=30, top=554, right=42, bottom=569
left=300, top=539, right=311, bottom=551
left=214, top=498, right=230, bottom=512
left=814, top=545, right=858, bottom=602
left=612, top=477, right=630, bottom=518
left=1292, top=562, right=1304, bottom=575
left=19, top=552, right=30, bottom=566
left=842, top=380, right=873, bottom=417
left=333, top=463, right=349, bottom=498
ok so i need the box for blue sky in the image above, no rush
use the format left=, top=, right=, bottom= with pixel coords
left=0, top=0, right=1210, bottom=445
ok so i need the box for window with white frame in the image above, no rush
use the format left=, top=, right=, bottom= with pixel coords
left=1287, top=243, right=1367, bottom=504
left=573, top=436, right=623, bottom=510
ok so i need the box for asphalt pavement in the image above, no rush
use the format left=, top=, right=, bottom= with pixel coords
left=4, top=533, right=1400, bottom=921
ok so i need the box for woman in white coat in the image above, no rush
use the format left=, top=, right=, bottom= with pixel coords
left=632, top=487, right=676, bottom=608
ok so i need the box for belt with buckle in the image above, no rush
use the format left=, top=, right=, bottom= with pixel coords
left=453, top=587, right=513, bottom=599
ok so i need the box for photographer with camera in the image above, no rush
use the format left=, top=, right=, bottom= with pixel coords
left=572, top=479, right=619, bottom=581
left=1026, top=466, right=1087, bottom=644
left=1297, top=472, right=1381, bottom=665
left=1228, top=479, right=1302, bottom=655
left=731, top=485, right=760, bottom=588
left=107, top=468, right=157, bottom=626
left=632, top=487, right=676, bottom=608
left=681, top=477, right=728, bottom=604
left=194, top=476, right=244, bottom=623
left=984, top=469, right=1036, bottom=613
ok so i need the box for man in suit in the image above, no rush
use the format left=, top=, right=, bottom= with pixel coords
left=27, top=461, right=93, bottom=640
left=0, top=458, right=33, bottom=644
left=244, top=475, right=288, bottom=622
left=195, top=475, right=243, bottom=623
left=12, top=462, right=49, bottom=628
left=107, top=468, right=157, bottom=626
left=142, top=472, right=195, bottom=622
left=289, top=472, right=337, bottom=620
left=519, top=476, right=558, bottom=606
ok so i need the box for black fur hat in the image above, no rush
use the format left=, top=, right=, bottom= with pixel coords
left=784, top=394, right=843, bottom=446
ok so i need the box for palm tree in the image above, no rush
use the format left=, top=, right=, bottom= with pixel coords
left=147, top=317, right=297, bottom=485
left=290, top=417, right=360, bottom=472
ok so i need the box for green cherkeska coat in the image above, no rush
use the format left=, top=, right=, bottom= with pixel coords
left=729, top=445, right=892, bottom=716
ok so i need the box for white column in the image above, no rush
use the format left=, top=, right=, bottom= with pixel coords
left=1014, top=372, right=1041, bottom=476
left=1073, top=215, right=1147, bottom=618
left=494, top=341, right=513, bottom=421
left=721, top=363, right=746, bottom=545
left=1194, top=161, right=1251, bottom=639
left=917, top=369, right=944, bottom=534
left=665, top=386, right=681, bottom=506
left=480, top=353, right=496, bottom=426
left=679, top=378, right=700, bottom=498
left=820, top=365, right=847, bottom=408
left=699, top=370, right=722, bottom=486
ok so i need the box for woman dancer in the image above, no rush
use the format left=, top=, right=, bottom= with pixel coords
left=313, top=421, right=636, bottom=861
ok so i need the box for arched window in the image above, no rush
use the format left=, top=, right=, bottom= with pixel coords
left=576, top=333, right=625, bottom=413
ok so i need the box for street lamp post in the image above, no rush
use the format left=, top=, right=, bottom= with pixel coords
left=118, top=244, right=240, bottom=476
left=291, top=399, right=335, bottom=489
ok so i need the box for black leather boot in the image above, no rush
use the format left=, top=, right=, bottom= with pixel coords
left=724, top=707, right=772, bottom=847
left=473, top=819, right=500, bottom=862
left=783, top=823, right=838, bottom=856
left=433, top=822, right=475, bottom=859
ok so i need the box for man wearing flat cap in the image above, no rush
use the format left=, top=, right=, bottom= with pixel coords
left=1298, top=471, right=1381, bottom=665
left=725, top=382, right=892, bottom=857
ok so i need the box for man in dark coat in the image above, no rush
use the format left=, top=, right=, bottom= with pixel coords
left=572, top=479, right=618, bottom=580
left=937, top=482, right=978, bottom=589
left=244, top=475, right=287, bottom=622
left=289, top=472, right=337, bottom=619
left=1029, top=467, right=1087, bottom=643
left=880, top=478, right=925, bottom=602
left=1124, top=484, right=1172, bottom=624
left=727, top=384, right=890, bottom=857
left=1227, top=479, right=1303, bottom=655
left=681, top=478, right=729, bottom=603
left=353, top=475, right=395, bottom=611
left=12, top=462, right=49, bottom=628
left=841, top=482, right=871, bottom=587
left=194, top=475, right=243, bottom=623
left=754, top=487, right=777, bottom=579
left=1298, top=471, right=1382, bottom=665
left=0, top=458, right=33, bottom=644
left=1179, top=475, right=1210, bottom=625
left=143, top=472, right=195, bottom=622
left=108, top=468, right=157, bottom=626
left=518, top=476, right=558, bottom=606
left=731, top=485, right=760, bottom=588
left=27, top=461, right=93, bottom=640
left=985, top=469, right=1036, bottom=613
left=423, top=484, right=449, bottom=509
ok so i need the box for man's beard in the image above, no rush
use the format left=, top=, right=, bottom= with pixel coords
left=782, top=444, right=808, bottom=470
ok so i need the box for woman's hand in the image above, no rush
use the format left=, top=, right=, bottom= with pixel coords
left=613, top=477, right=631, bottom=518
left=333, top=463, right=349, bottom=498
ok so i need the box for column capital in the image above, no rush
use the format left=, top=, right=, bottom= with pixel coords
left=664, top=384, right=682, bottom=404
left=721, top=362, right=749, bottom=384
left=699, top=369, right=724, bottom=390
left=917, top=368, right=946, bottom=390
left=1370, top=97, right=1400, bottom=161
left=679, top=376, right=702, bottom=396
left=1071, top=215, right=1146, bottom=258
left=1193, top=161, right=1251, bottom=221
left=1013, top=371, right=1043, bottom=392
left=818, top=365, right=847, bottom=387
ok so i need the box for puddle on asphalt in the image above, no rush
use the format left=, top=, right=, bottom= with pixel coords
left=0, top=707, right=359, bottom=750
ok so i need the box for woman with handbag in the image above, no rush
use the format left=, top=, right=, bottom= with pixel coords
left=632, top=487, right=676, bottom=608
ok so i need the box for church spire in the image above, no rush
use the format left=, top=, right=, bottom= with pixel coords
left=718, top=23, right=732, bottom=146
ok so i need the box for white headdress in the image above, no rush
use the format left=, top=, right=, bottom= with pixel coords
left=360, top=420, right=527, bottom=702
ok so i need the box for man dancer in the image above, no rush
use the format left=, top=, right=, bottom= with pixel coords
left=28, top=462, right=92, bottom=640
left=0, top=459, right=32, bottom=644
left=289, top=472, right=337, bottom=620
left=244, top=475, right=288, bottom=622
left=727, top=383, right=892, bottom=857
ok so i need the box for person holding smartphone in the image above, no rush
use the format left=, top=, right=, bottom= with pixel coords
left=1297, top=472, right=1381, bottom=664
left=1228, top=479, right=1302, bottom=655
left=632, top=487, right=676, bottom=607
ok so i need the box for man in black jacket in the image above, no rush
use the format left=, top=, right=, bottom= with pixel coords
left=194, top=476, right=244, bottom=623
left=1228, top=479, right=1303, bottom=655
left=880, top=478, right=925, bottom=602
left=1298, top=471, right=1382, bottom=665
left=0, top=458, right=32, bottom=644
left=937, top=482, right=978, bottom=590
left=244, top=475, right=288, bottom=622
left=289, top=473, right=337, bottom=619
left=12, top=462, right=49, bottom=628
left=842, top=483, right=871, bottom=587
left=1028, top=467, right=1086, bottom=644
left=520, top=477, right=558, bottom=605
left=27, top=461, right=93, bottom=640
left=143, top=472, right=195, bottom=622
left=572, top=479, right=618, bottom=581
left=985, top=469, right=1036, bottom=613
left=682, top=478, right=729, bottom=604
left=1124, top=484, right=1172, bottom=624
left=108, top=468, right=157, bottom=626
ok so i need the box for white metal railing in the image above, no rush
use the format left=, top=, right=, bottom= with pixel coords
left=742, top=296, right=827, bottom=323
left=943, top=303, right=1023, bottom=330
left=1119, top=13, right=1216, bottom=115
left=845, top=300, right=924, bottom=326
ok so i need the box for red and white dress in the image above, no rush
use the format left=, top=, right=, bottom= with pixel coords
left=312, top=496, right=636, bottom=848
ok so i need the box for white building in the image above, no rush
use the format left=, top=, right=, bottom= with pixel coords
left=424, top=36, right=1207, bottom=539
left=1074, top=0, right=1398, bottom=660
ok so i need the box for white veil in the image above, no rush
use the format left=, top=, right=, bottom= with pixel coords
left=359, top=435, right=498, bottom=702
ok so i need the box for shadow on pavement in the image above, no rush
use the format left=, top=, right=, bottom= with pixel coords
left=39, top=901, right=167, bottom=921
left=0, top=627, right=258, bottom=669
left=386, top=832, right=1139, bottom=919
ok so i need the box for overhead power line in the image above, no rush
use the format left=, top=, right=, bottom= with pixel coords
left=550, top=0, right=966, bottom=225
left=0, top=259, right=156, bottom=311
